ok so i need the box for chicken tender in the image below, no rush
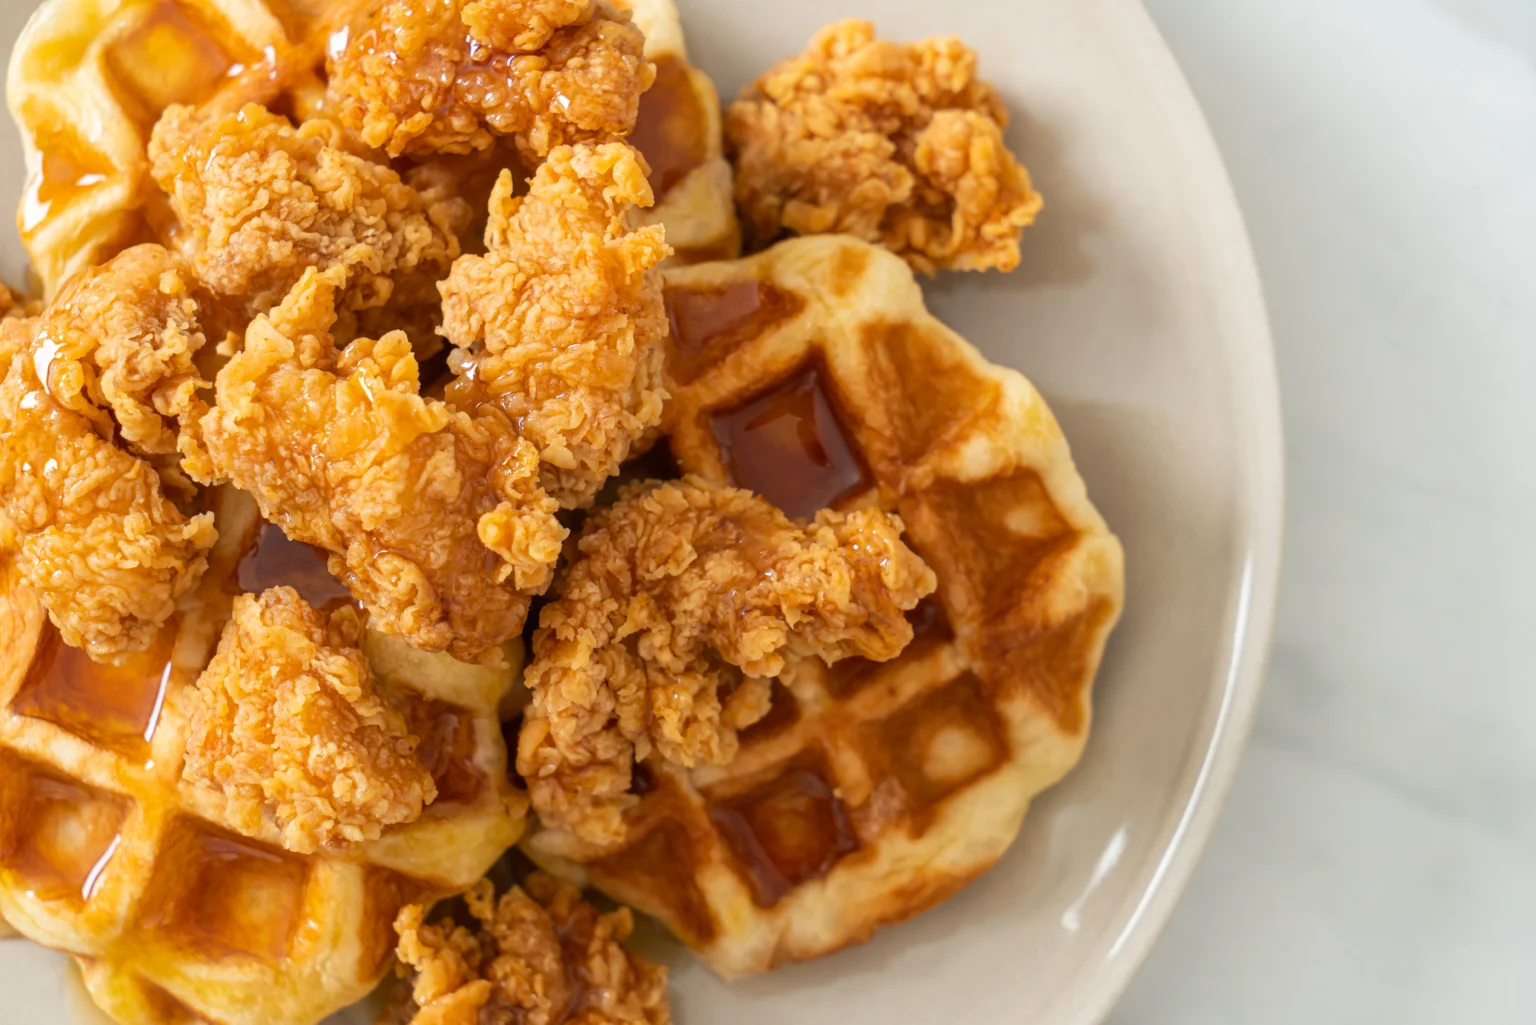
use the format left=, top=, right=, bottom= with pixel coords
left=195, top=266, right=567, bottom=661
left=517, top=477, right=937, bottom=845
left=149, top=103, right=470, bottom=331
left=0, top=259, right=216, bottom=663
left=440, top=143, right=670, bottom=510
left=726, top=19, right=1042, bottom=273
left=33, top=244, right=209, bottom=459
left=182, top=587, right=437, bottom=853
left=389, top=872, right=670, bottom=1025
left=328, top=0, right=654, bottom=161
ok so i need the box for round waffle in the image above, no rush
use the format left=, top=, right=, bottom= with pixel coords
left=617, top=0, right=739, bottom=265
left=8, top=0, right=736, bottom=298
left=523, top=235, right=1125, bottom=977
left=0, top=485, right=526, bottom=1025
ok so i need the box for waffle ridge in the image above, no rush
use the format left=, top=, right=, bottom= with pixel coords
left=523, top=235, right=1125, bottom=977
left=0, top=487, right=527, bottom=1025
left=8, top=0, right=737, bottom=299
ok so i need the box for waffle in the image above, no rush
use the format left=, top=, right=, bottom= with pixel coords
left=523, top=235, right=1124, bottom=977
left=0, top=485, right=526, bottom=1025
left=8, top=0, right=735, bottom=297
left=616, top=0, right=740, bottom=265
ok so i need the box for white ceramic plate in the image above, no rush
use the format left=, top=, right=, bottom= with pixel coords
left=0, top=0, right=1282, bottom=1023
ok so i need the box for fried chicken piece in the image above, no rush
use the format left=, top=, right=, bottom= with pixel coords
left=440, top=143, right=670, bottom=510
left=183, top=587, right=436, bottom=853
left=196, top=266, right=567, bottom=661
left=327, top=0, right=653, bottom=161
left=726, top=19, right=1043, bottom=273
left=149, top=103, right=470, bottom=333
left=0, top=282, right=36, bottom=321
left=517, top=477, right=937, bottom=845
left=33, top=245, right=208, bottom=460
left=0, top=264, right=216, bottom=663
left=389, top=873, right=670, bottom=1025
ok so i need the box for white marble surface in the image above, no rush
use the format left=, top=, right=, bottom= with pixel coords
left=1112, top=1, right=1536, bottom=1021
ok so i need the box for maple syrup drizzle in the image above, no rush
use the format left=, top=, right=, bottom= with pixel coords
left=663, top=279, right=801, bottom=382
left=405, top=700, right=484, bottom=805
left=707, top=763, right=858, bottom=908
left=142, top=823, right=308, bottom=961
left=0, top=767, right=128, bottom=905
left=12, top=625, right=176, bottom=758
left=710, top=361, right=871, bottom=519
left=103, top=1, right=241, bottom=127
left=236, top=522, right=354, bottom=611
left=630, top=55, right=708, bottom=200
left=20, top=133, right=114, bottom=236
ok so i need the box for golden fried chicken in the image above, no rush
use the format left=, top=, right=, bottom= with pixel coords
left=726, top=19, right=1043, bottom=273
left=149, top=103, right=470, bottom=332
left=327, top=0, right=653, bottom=161
left=195, top=266, right=567, bottom=661
left=182, top=587, right=437, bottom=853
left=0, top=282, right=35, bottom=321
left=389, top=873, right=670, bottom=1025
left=517, top=477, right=937, bottom=845
left=0, top=257, right=217, bottom=663
left=440, top=143, right=670, bottom=510
left=33, top=245, right=208, bottom=460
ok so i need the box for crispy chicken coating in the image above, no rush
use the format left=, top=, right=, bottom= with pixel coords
left=726, top=19, right=1042, bottom=273
left=517, top=477, right=937, bottom=845
left=195, top=266, right=567, bottom=661
left=389, top=873, right=670, bottom=1025
left=0, top=260, right=216, bottom=663
left=149, top=103, right=470, bottom=327
left=440, top=143, right=670, bottom=510
left=0, top=283, right=36, bottom=321
left=182, top=587, right=437, bottom=853
left=33, top=245, right=208, bottom=459
left=327, top=0, right=654, bottom=161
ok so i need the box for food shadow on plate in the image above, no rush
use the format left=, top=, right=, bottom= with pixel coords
left=1002, top=103, right=1107, bottom=290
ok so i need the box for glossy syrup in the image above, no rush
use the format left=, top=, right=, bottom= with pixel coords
left=12, top=625, right=177, bottom=758
left=104, top=0, right=241, bottom=126
left=707, top=761, right=858, bottom=908
left=0, top=764, right=128, bottom=905
left=19, top=128, right=114, bottom=236
left=237, top=522, right=354, bottom=611
left=403, top=699, right=484, bottom=806
left=709, top=361, right=871, bottom=519
left=630, top=55, right=708, bottom=200
left=663, top=279, right=801, bottom=383
left=141, top=822, right=309, bottom=961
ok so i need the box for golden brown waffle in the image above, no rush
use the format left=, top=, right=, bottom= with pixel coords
left=0, top=485, right=526, bottom=1025
left=8, top=0, right=735, bottom=297
left=617, top=0, right=739, bottom=264
left=523, top=235, right=1124, bottom=977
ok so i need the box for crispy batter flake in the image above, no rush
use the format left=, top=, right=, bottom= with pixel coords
left=517, top=476, right=937, bottom=845
left=727, top=19, right=1042, bottom=272
left=440, top=142, right=671, bottom=509
left=182, top=587, right=437, bottom=853
left=390, top=873, right=670, bottom=1025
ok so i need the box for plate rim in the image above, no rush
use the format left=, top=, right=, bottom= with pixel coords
left=1068, top=2, right=1286, bottom=1022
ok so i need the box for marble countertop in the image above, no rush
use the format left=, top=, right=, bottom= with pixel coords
left=1113, top=1, right=1536, bottom=1021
